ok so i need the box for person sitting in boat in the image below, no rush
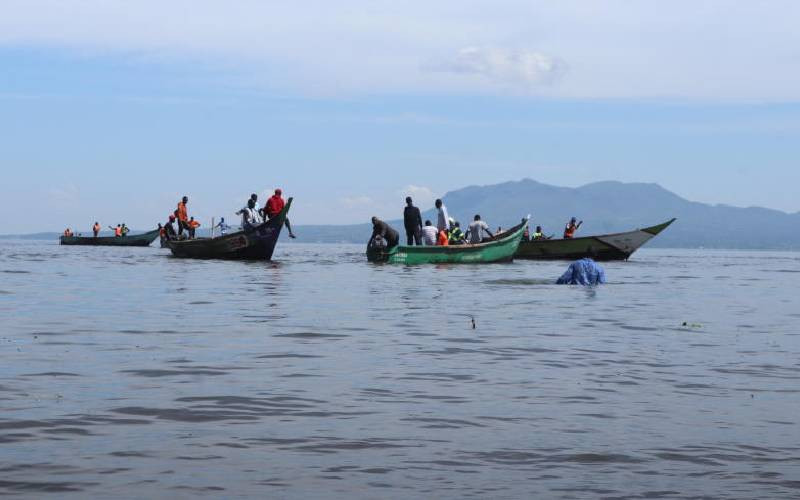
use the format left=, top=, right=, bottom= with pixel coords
left=522, top=225, right=530, bottom=242
left=556, top=247, right=606, bottom=285
left=120, top=223, right=130, bottom=237
left=465, top=214, right=493, bottom=244
left=237, top=199, right=263, bottom=229
left=92, top=222, right=101, bottom=238
left=448, top=220, right=465, bottom=245
left=63, top=228, right=73, bottom=237
left=563, top=217, right=582, bottom=239
left=495, top=226, right=503, bottom=236
left=436, top=226, right=449, bottom=246
left=265, top=188, right=297, bottom=239
left=532, top=225, right=548, bottom=240
left=421, top=220, right=438, bottom=246
left=163, top=215, right=177, bottom=239
left=215, top=217, right=230, bottom=236
left=187, top=217, right=201, bottom=239
left=369, top=217, right=399, bottom=249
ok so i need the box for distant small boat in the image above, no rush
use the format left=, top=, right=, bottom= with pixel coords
left=367, top=217, right=528, bottom=264
left=166, top=198, right=292, bottom=260
left=514, top=218, right=676, bottom=261
left=60, top=229, right=160, bottom=247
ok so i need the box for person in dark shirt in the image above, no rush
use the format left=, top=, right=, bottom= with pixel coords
left=403, top=196, right=423, bottom=245
left=369, top=216, right=399, bottom=248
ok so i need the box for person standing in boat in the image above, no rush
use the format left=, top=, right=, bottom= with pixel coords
left=176, top=196, right=190, bottom=237
left=403, top=196, right=423, bottom=246
left=556, top=247, right=606, bottom=285
left=63, top=228, right=73, bottom=237
left=109, top=224, right=122, bottom=237
left=532, top=225, right=547, bottom=240
left=265, top=188, right=297, bottom=238
left=120, top=223, right=130, bottom=237
left=563, top=217, right=582, bottom=239
left=435, top=199, right=450, bottom=233
left=215, top=217, right=230, bottom=236
left=465, top=214, right=493, bottom=244
left=92, top=222, right=101, bottom=238
left=421, top=220, right=438, bottom=245
left=369, top=217, right=399, bottom=248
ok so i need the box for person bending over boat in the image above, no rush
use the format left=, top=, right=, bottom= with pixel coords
left=421, top=220, right=438, bottom=246
left=556, top=247, right=606, bottom=285
left=369, top=217, right=399, bottom=249
left=237, top=199, right=263, bottom=229
left=163, top=215, right=177, bottom=240
left=435, top=199, right=450, bottom=232
left=92, top=222, right=101, bottom=238
left=465, top=214, right=493, bottom=244
left=403, top=196, right=423, bottom=245
left=563, top=217, right=582, bottom=239
left=265, top=189, right=297, bottom=238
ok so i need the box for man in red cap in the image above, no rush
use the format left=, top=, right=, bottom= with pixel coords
left=265, top=188, right=296, bottom=238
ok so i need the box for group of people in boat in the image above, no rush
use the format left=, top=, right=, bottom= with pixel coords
left=63, top=221, right=130, bottom=238
left=158, top=189, right=295, bottom=244
left=369, top=196, right=586, bottom=250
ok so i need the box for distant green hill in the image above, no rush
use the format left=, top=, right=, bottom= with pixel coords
left=289, top=179, right=800, bottom=249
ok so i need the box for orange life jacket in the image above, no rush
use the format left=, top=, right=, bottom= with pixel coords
left=92, top=224, right=100, bottom=234
left=177, top=202, right=188, bottom=221
left=189, top=220, right=200, bottom=229
left=564, top=224, right=576, bottom=239
left=114, top=226, right=122, bottom=237
left=437, top=230, right=449, bottom=246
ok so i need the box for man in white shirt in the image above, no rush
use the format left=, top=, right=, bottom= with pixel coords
left=435, top=199, right=450, bottom=232
left=466, top=214, right=493, bottom=244
left=421, top=220, right=438, bottom=245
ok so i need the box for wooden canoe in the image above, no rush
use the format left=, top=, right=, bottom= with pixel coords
left=367, top=217, right=528, bottom=264
left=59, top=228, right=160, bottom=247
left=514, top=218, right=676, bottom=261
left=166, top=198, right=292, bottom=260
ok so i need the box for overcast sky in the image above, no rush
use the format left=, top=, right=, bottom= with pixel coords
left=2, top=1, right=799, bottom=233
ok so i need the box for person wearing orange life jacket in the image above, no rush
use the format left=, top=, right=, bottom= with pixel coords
left=63, top=228, right=73, bottom=237
left=187, top=217, right=201, bottom=239
left=176, top=196, right=189, bottom=236
left=108, top=224, right=122, bottom=237
left=92, top=222, right=101, bottom=238
left=563, top=217, right=583, bottom=239
left=436, top=227, right=449, bottom=246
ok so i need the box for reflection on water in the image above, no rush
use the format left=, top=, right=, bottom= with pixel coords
left=1, top=241, right=799, bottom=498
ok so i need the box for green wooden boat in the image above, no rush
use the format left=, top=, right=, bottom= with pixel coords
left=60, top=228, right=160, bottom=247
left=367, top=218, right=528, bottom=264
left=514, top=218, right=676, bottom=261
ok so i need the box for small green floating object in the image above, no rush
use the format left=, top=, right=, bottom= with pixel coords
left=681, top=321, right=703, bottom=328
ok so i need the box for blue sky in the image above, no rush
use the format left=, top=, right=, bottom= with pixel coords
left=2, top=1, right=799, bottom=233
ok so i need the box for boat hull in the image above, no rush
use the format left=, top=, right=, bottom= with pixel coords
left=59, top=229, right=160, bottom=247
left=166, top=198, right=292, bottom=260
left=514, top=219, right=676, bottom=261
left=367, top=218, right=528, bottom=264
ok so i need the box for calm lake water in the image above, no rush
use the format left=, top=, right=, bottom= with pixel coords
left=1, top=240, right=799, bottom=499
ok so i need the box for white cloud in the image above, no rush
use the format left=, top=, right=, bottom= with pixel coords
left=428, top=47, right=565, bottom=87
left=397, top=185, right=435, bottom=207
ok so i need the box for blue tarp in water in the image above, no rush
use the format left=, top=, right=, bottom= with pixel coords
left=556, top=258, right=607, bottom=285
